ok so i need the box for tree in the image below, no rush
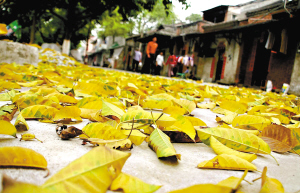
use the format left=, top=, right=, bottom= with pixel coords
left=1, top=0, right=188, bottom=54
left=185, top=13, right=202, bottom=23
left=98, top=8, right=134, bottom=44
left=1, top=0, right=53, bottom=43
left=48, top=0, right=187, bottom=55
left=134, top=0, right=177, bottom=35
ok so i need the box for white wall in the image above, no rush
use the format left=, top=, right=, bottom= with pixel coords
left=0, top=41, right=38, bottom=66
left=289, top=52, right=300, bottom=95
left=198, top=37, right=241, bottom=84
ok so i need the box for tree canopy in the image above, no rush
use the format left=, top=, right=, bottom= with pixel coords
left=185, top=13, right=202, bottom=23
left=1, top=0, right=188, bottom=53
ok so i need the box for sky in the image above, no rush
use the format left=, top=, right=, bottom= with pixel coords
left=173, top=0, right=254, bottom=22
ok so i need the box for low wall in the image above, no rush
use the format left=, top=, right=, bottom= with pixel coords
left=0, top=41, right=39, bottom=66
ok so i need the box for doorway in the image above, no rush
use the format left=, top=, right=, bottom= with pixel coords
left=215, top=45, right=225, bottom=81
left=251, top=41, right=271, bottom=87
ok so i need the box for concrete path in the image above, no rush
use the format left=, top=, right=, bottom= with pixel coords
left=0, top=68, right=300, bottom=193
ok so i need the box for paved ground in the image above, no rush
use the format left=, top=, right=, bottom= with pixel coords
left=1, top=68, right=300, bottom=193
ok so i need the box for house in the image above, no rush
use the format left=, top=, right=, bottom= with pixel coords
left=124, top=20, right=210, bottom=75
left=187, top=0, right=300, bottom=95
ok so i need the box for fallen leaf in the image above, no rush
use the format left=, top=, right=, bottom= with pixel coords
left=53, top=106, right=82, bottom=123
left=232, top=115, right=271, bottom=131
left=84, top=138, right=132, bottom=150
left=163, top=106, right=186, bottom=116
left=0, top=104, right=17, bottom=121
left=197, top=102, right=216, bottom=109
left=120, top=110, right=176, bottom=128
left=57, top=126, right=83, bottom=140
left=219, top=101, right=247, bottom=114
left=209, top=136, right=257, bottom=162
left=101, top=100, right=125, bottom=119
left=185, top=116, right=207, bottom=126
left=14, top=113, right=29, bottom=131
left=172, top=99, right=196, bottom=114
left=163, top=114, right=196, bottom=141
left=20, top=105, right=58, bottom=120
left=196, top=127, right=271, bottom=155
left=217, top=170, right=248, bottom=190
left=197, top=154, right=257, bottom=171
left=260, top=167, right=284, bottom=193
left=42, top=146, right=130, bottom=193
left=0, top=146, right=47, bottom=170
left=110, top=172, right=161, bottom=193
left=168, top=184, right=233, bottom=193
left=0, top=120, right=17, bottom=137
left=260, top=124, right=298, bottom=153
left=148, top=128, right=181, bottom=160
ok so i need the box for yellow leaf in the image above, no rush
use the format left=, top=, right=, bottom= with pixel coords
left=217, top=170, right=248, bottom=190
left=0, top=120, right=17, bottom=137
left=2, top=175, right=52, bottom=193
left=209, top=136, right=257, bottom=162
left=163, top=114, right=196, bottom=141
left=46, top=93, right=77, bottom=104
left=216, top=113, right=238, bottom=124
left=212, top=107, right=234, bottom=115
left=121, top=130, right=147, bottom=145
left=148, top=128, right=181, bottom=160
left=197, top=102, right=216, bottom=109
left=172, top=99, right=196, bottom=114
left=219, top=101, right=247, bottom=114
left=197, top=154, right=257, bottom=171
left=81, top=100, right=103, bottom=109
left=53, top=106, right=82, bottom=122
left=196, top=127, right=271, bottom=154
left=21, top=105, right=58, bottom=120
left=232, top=115, right=271, bottom=131
left=169, top=184, right=233, bottom=193
left=13, top=94, right=44, bottom=109
left=81, top=122, right=126, bottom=139
left=163, top=106, right=186, bottom=116
left=260, top=167, right=284, bottom=193
left=101, top=100, right=125, bottom=119
left=248, top=105, right=267, bottom=115
left=185, top=116, right=207, bottom=126
left=86, top=138, right=132, bottom=150
left=110, top=172, right=161, bottom=193
left=42, top=146, right=130, bottom=193
left=17, top=80, right=44, bottom=87
left=0, top=146, right=47, bottom=169
left=120, top=110, right=176, bottom=128
left=76, top=97, right=98, bottom=108
left=14, top=113, right=29, bottom=131
left=142, top=98, right=173, bottom=110
left=79, top=108, right=98, bottom=119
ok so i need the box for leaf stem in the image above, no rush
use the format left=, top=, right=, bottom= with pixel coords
left=270, top=153, right=279, bottom=166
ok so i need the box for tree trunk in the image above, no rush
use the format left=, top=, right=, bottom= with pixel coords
left=29, top=12, right=36, bottom=44
left=62, top=27, right=72, bottom=55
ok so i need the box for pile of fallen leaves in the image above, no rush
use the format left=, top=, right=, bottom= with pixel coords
left=0, top=48, right=299, bottom=192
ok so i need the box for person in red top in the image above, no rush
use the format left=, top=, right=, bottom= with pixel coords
left=141, top=37, right=158, bottom=74
left=165, top=52, right=177, bottom=77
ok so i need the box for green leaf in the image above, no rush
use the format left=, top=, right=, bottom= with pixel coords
left=148, top=128, right=181, bottom=160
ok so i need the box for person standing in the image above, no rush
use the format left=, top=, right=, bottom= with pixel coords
left=141, top=37, right=158, bottom=74
left=132, top=48, right=142, bottom=72
left=155, top=51, right=164, bottom=75
left=165, top=52, right=177, bottom=77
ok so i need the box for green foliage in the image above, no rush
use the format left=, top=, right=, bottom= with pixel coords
left=134, top=0, right=177, bottom=35
left=98, top=8, right=134, bottom=42
left=185, top=13, right=202, bottom=23
left=1, top=0, right=187, bottom=48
